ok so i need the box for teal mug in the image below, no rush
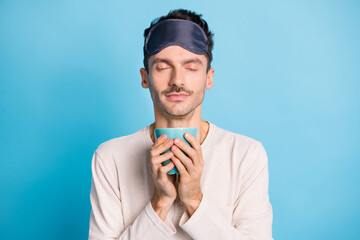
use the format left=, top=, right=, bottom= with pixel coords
left=154, top=128, right=198, bottom=174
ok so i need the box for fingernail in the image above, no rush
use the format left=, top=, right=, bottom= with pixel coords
left=174, top=138, right=180, bottom=144
left=172, top=146, right=177, bottom=150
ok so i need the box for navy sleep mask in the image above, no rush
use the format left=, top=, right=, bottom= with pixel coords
left=144, top=19, right=209, bottom=56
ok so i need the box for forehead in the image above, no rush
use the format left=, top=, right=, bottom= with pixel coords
left=148, top=45, right=207, bottom=66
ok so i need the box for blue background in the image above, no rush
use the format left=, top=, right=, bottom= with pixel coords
left=1, top=0, right=359, bottom=239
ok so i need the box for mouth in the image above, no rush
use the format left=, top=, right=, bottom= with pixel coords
left=165, top=92, right=189, bottom=101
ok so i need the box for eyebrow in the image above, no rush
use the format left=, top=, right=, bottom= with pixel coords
left=151, top=57, right=203, bottom=67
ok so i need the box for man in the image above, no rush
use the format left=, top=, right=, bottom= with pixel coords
left=88, top=9, right=273, bottom=240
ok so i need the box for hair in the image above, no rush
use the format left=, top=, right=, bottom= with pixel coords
left=143, top=9, right=214, bottom=73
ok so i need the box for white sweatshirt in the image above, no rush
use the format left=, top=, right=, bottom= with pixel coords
left=88, top=122, right=273, bottom=240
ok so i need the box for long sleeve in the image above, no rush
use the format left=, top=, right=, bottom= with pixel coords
left=178, top=142, right=273, bottom=240
left=88, top=151, right=177, bottom=240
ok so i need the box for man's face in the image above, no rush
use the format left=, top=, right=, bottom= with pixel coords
left=141, top=45, right=214, bottom=118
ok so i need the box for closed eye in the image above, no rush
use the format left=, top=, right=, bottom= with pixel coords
left=157, top=67, right=170, bottom=71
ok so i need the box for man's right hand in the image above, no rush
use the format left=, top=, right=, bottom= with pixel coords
left=149, top=134, right=177, bottom=221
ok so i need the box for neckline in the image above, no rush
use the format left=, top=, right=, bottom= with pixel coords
left=143, top=121, right=215, bottom=151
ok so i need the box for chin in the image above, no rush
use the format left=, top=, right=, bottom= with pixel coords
left=156, top=98, right=202, bottom=118
left=163, top=107, right=193, bottom=118
left=166, top=110, right=190, bottom=117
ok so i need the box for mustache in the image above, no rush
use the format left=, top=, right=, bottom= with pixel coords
left=162, top=86, right=192, bottom=95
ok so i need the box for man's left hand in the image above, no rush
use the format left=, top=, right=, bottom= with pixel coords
left=170, top=132, right=204, bottom=216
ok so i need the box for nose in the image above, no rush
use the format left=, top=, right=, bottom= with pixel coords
left=169, top=66, right=185, bottom=87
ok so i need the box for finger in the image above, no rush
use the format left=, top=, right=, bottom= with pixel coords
left=150, top=151, right=173, bottom=177
left=184, top=133, right=203, bottom=166
left=150, top=151, right=173, bottom=178
left=152, top=134, right=167, bottom=148
left=184, top=132, right=201, bottom=152
left=151, top=138, right=173, bottom=158
left=159, top=161, right=175, bottom=180
left=151, top=151, right=174, bottom=165
left=171, top=145, right=195, bottom=175
left=171, top=155, right=189, bottom=176
left=173, top=137, right=197, bottom=162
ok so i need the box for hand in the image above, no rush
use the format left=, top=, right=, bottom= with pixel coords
left=170, top=132, right=204, bottom=216
left=148, top=134, right=177, bottom=220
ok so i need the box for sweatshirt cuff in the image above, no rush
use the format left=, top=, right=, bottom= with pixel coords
left=145, top=201, right=177, bottom=237
left=179, top=192, right=210, bottom=229
left=179, top=193, right=228, bottom=238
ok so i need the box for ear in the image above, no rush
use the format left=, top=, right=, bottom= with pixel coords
left=140, top=68, right=149, bottom=89
left=205, top=68, right=214, bottom=90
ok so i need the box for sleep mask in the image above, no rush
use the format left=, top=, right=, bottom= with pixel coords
left=144, top=19, right=209, bottom=56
